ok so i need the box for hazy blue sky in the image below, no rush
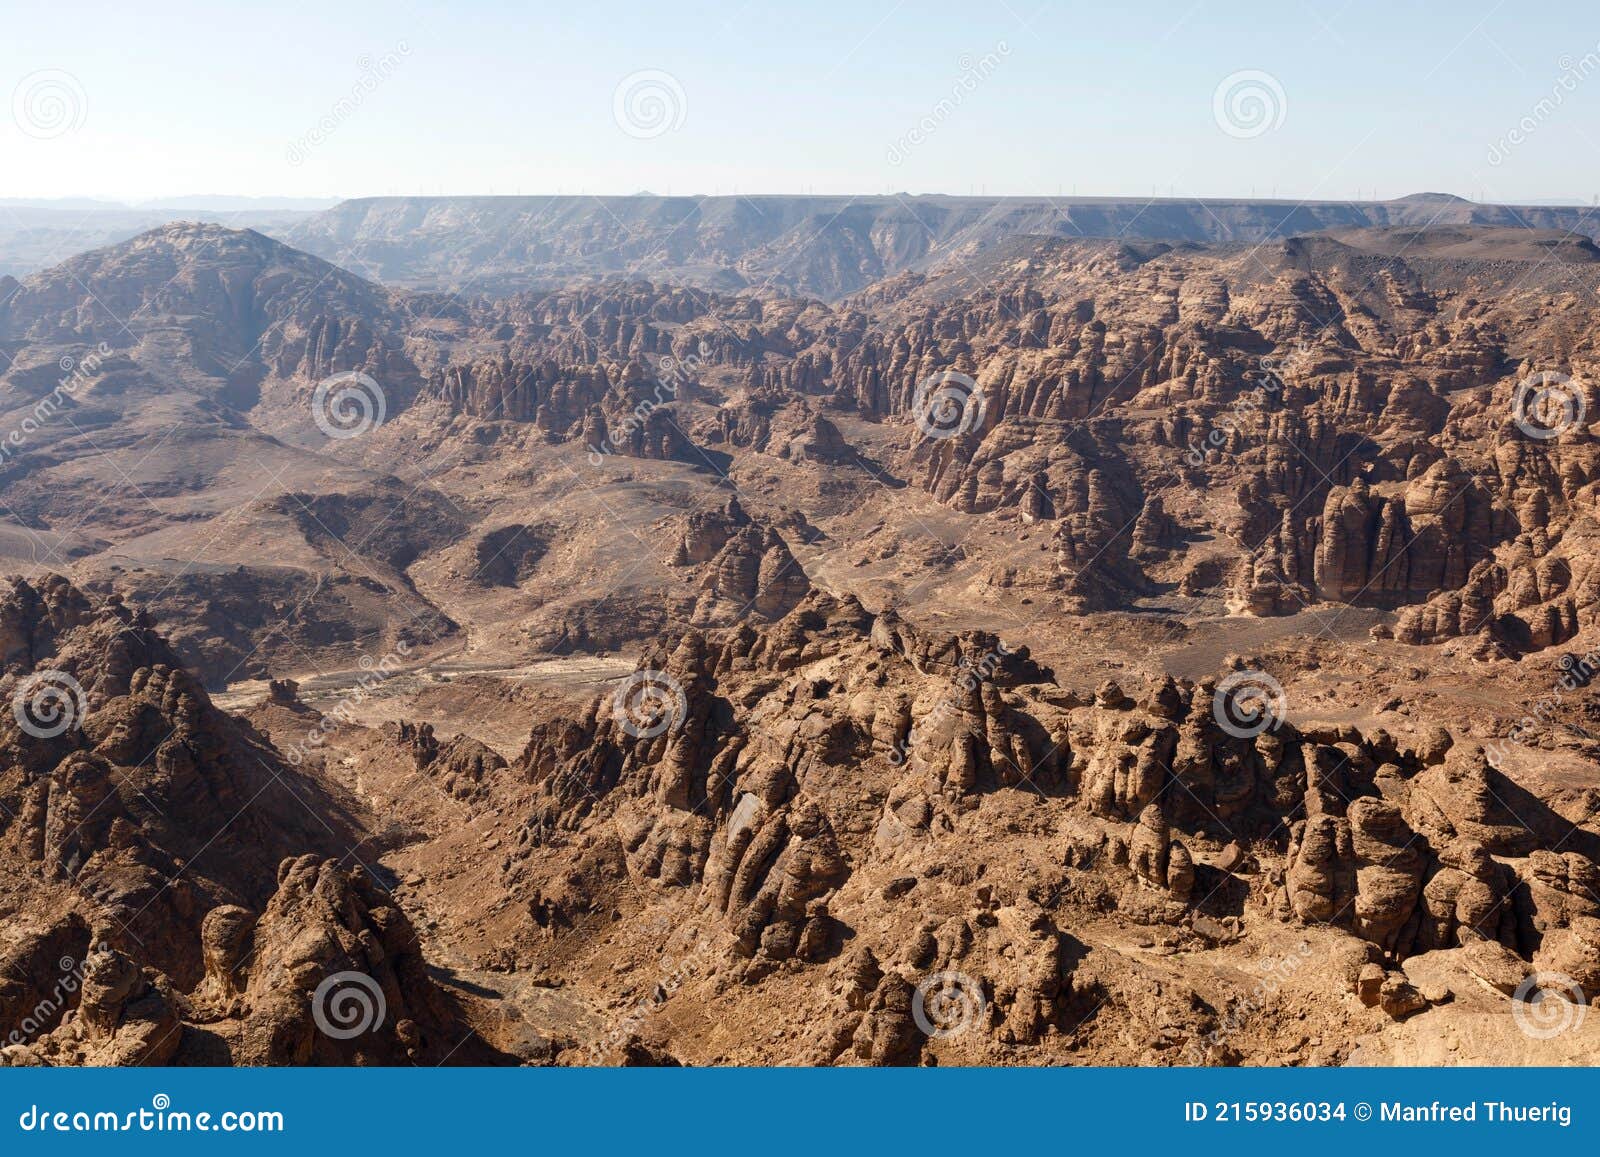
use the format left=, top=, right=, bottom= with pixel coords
left=5, top=0, right=1600, bottom=202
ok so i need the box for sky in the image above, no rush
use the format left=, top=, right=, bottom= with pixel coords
left=4, top=0, right=1600, bottom=204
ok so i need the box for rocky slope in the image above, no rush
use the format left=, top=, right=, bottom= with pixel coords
left=11, top=220, right=1600, bottom=668
left=0, top=575, right=505, bottom=1065
left=0, top=215, right=1598, bottom=1066
left=459, top=593, right=1595, bottom=1064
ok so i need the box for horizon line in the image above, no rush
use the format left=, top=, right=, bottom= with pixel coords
left=6, top=191, right=1600, bottom=211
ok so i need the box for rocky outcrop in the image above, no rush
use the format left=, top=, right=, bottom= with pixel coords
left=0, top=577, right=361, bottom=987
left=396, top=721, right=509, bottom=802
left=672, top=499, right=813, bottom=625
left=1535, top=916, right=1600, bottom=999
left=504, top=590, right=1600, bottom=1066
left=704, top=798, right=848, bottom=964
left=2, top=854, right=495, bottom=1066
left=469, top=524, right=548, bottom=588
left=785, top=413, right=855, bottom=465
left=1, top=942, right=183, bottom=1067
left=0, top=914, right=91, bottom=1045
left=1312, top=467, right=1501, bottom=607
left=224, top=856, right=476, bottom=1065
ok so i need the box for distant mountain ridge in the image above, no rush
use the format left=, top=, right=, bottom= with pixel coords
left=282, top=193, right=1600, bottom=299
left=6, top=193, right=1598, bottom=298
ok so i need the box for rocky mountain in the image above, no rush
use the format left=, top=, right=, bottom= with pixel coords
left=492, top=593, right=1598, bottom=1063
left=0, top=574, right=506, bottom=1065
left=0, top=204, right=319, bottom=280
left=1, top=212, right=1598, bottom=1067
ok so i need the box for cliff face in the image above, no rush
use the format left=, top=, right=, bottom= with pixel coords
left=0, top=223, right=405, bottom=373
left=2, top=577, right=1595, bottom=1068
left=0, top=577, right=355, bottom=979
